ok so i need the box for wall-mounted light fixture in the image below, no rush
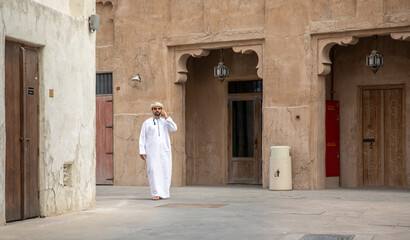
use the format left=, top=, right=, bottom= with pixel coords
left=89, top=14, right=100, bottom=32
left=214, top=49, right=229, bottom=82
left=131, top=74, right=141, bottom=82
left=366, top=35, right=383, bottom=74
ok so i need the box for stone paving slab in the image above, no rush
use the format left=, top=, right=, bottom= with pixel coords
left=0, top=186, right=409, bottom=240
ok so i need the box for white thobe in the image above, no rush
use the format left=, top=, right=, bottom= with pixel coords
left=139, top=116, right=177, bottom=198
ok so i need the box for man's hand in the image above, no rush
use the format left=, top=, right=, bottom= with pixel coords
left=140, top=154, right=146, bottom=160
left=161, top=110, right=168, bottom=119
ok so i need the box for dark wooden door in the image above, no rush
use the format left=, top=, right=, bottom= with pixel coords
left=96, top=95, right=113, bottom=184
left=362, top=87, right=405, bottom=187
left=22, top=47, right=40, bottom=218
left=5, top=42, right=39, bottom=222
left=5, top=42, right=23, bottom=222
left=228, top=94, right=262, bottom=184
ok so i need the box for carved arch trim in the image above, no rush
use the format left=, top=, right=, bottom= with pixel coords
left=317, top=36, right=359, bottom=76
left=390, top=32, right=410, bottom=42
left=173, top=42, right=263, bottom=84
left=317, top=30, right=410, bottom=76
left=232, top=44, right=263, bottom=79
left=174, top=49, right=210, bottom=84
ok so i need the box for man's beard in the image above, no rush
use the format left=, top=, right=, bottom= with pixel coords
left=154, top=111, right=161, bottom=116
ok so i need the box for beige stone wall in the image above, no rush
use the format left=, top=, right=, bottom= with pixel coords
left=96, top=0, right=410, bottom=190
left=0, top=0, right=96, bottom=225
left=332, top=36, right=410, bottom=187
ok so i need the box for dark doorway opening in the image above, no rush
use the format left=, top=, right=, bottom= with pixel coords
left=228, top=80, right=262, bottom=184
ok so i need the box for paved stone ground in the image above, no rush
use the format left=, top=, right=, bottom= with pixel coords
left=1, top=185, right=410, bottom=240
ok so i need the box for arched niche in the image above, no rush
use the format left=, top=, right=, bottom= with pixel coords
left=173, top=43, right=263, bottom=84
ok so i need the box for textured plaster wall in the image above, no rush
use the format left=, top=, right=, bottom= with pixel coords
left=0, top=0, right=96, bottom=224
left=96, top=0, right=410, bottom=190
left=332, top=36, right=410, bottom=187
left=185, top=52, right=227, bottom=185
left=33, top=0, right=90, bottom=18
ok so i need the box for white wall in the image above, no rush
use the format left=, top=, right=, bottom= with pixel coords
left=0, top=0, right=96, bottom=224
left=32, top=0, right=90, bottom=18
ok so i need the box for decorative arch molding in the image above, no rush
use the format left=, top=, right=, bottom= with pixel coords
left=174, top=49, right=210, bottom=84
left=173, top=43, right=263, bottom=84
left=317, top=36, right=359, bottom=76
left=391, top=32, right=410, bottom=42
left=317, top=30, right=410, bottom=76
left=232, top=45, right=263, bottom=79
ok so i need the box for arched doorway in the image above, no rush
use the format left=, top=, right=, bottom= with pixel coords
left=317, top=31, right=410, bottom=189
left=184, top=48, right=262, bottom=185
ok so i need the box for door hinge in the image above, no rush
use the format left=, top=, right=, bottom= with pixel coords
left=105, top=100, right=113, bottom=102
left=106, top=152, right=113, bottom=155
left=106, top=126, right=113, bottom=128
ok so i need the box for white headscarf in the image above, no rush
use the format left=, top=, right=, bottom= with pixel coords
left=150, top=102, right=163, bottom=109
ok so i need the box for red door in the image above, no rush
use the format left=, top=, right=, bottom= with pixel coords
left=96, top=73, right=113, bottom=185
left=325, top=100, right=340, bottom=177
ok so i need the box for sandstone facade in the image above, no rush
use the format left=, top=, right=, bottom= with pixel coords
left=96, top=0, right=410, bottom=190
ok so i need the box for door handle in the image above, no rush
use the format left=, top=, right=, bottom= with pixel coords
left=25, top=138, right=30, bottom=142
left=363, top=138, right=375, bottom=149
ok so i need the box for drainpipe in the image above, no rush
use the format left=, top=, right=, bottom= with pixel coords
left=331, top=48, right=335, bottom=100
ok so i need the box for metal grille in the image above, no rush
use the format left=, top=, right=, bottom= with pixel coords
left=228, top=80, right=262, bottom=94
left=300, top=234, right=355, bottom=240
left=96, top=73, right=113, bottom=95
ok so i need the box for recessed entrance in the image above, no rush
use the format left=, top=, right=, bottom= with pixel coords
left=184, top=48, right=261, bottom=185
left=323, top=35, right=410, bottom=188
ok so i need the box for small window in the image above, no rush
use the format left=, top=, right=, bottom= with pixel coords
left=228, top=80, right=262, bottom=94
left=96, top=72, right=113, bottom=95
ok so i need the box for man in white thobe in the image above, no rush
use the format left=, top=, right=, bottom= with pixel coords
left=139, top=102, right=177, bottom=200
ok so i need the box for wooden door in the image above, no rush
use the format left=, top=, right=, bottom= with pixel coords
left=22, top=48, right=40, bottom=218
left=5, top=42, right=39, bottom=222
left=228, top=94, right=262, bottom=184
left=96, top=73, right=113, bottom=185
left=5, top=42, right=23, bottom=222
left=362, top=87, right=405, bottom=187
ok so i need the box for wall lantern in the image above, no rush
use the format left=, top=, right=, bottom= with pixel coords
left=89, top=14, right=100, bottom=32
left=366, top=35, right=383, bottom=74
left=214, top=49, right=229, bottom=82
left=131, top=74, right=141, bottom=82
